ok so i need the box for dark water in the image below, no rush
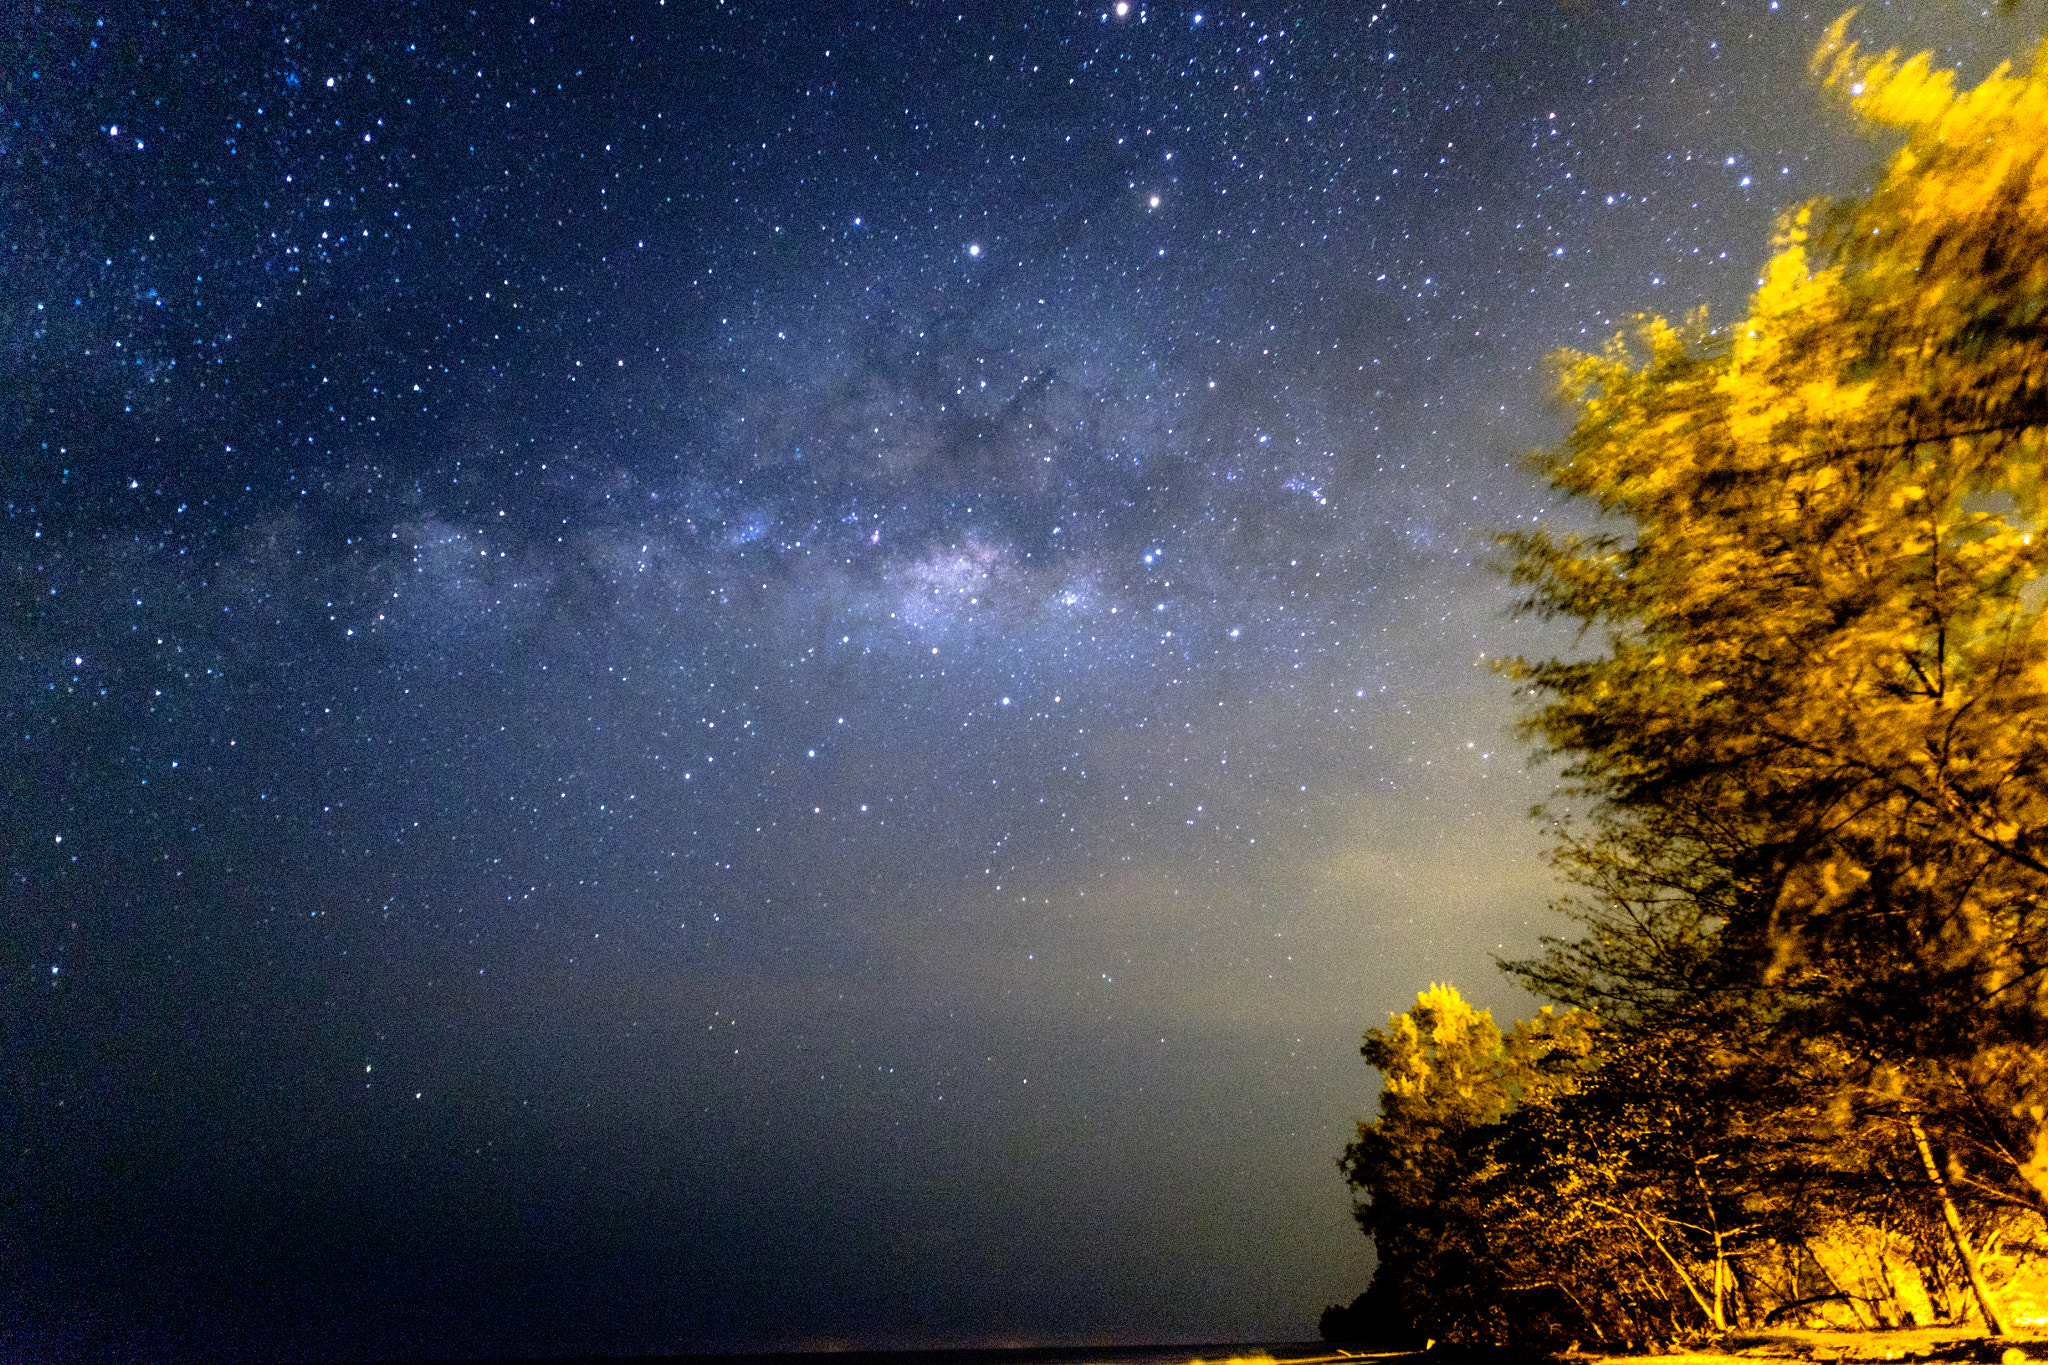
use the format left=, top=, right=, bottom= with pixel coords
left=386, top=1344, right=1416, bottom=1365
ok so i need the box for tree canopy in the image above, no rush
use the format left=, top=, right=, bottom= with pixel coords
left=1332, top=22, right=2048, bottom=1348
left=1511, top=21, right=2048, bottom=1072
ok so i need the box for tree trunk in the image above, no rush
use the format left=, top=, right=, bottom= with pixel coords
left=1908, top=1110, right=2011, bottom=1336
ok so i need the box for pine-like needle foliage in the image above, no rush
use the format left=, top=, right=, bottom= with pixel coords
left=1335, top=22, right=2048, bottom=1348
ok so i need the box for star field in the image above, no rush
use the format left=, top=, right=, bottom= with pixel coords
left=4, top=0, right=2033, bottom=1358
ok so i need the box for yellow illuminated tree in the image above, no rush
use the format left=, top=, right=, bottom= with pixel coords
left=1500, top=19, right=2048, bottom=1315
left=1333, top=985, right=1596, bottom=1344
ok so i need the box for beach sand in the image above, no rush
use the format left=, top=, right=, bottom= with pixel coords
left=1556, top=1326, right=2044, bottom=1365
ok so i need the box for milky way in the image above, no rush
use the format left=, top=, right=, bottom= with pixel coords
left=4, top=0, right=2029, bottom=1358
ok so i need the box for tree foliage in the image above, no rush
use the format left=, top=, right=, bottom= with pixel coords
left=1333, top=23, right=2048, bottom=1348
left=1511, top=21, right=2048, bottom=1068
left=1334, top=986, right=1596, bottom=1343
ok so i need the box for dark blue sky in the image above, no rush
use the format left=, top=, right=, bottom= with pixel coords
left=4, top=0, right=2028, bottom=1358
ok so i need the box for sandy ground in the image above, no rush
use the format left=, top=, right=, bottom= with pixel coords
left=1189, top=1329, right=2047, bottom=1365
left=1568, top=1326, right=2044, bottom=1365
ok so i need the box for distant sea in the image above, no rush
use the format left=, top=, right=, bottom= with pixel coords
left=387, top=1343, right=1417, bottom=1365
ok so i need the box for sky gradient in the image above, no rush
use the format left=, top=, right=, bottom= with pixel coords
left=4, top=0, right=2034, bottom=1359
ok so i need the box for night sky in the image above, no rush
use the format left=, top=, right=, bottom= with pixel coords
left=5, top=0, right=2032, bottom=1359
